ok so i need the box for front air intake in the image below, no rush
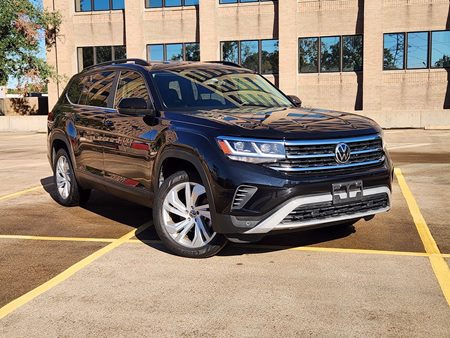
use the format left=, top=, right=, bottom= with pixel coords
left=231, top=185, right=258, bottom=210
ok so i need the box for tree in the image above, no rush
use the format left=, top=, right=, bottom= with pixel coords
left=0, top=0, right=61, bottom=92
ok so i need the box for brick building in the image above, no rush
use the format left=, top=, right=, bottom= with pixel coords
left=43, top=0, right=450, bottom=128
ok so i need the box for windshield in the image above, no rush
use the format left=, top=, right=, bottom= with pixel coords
left=151, top=68, right=293, bottom=111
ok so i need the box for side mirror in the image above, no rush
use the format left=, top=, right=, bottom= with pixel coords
left=287, top=95, right=302, bottom=107
left=118, top=97, right=154, bottom=115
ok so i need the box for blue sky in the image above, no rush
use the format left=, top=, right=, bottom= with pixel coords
left=8, top=0, right=46, bottom=88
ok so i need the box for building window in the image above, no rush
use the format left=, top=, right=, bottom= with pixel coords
left=145, top=0, right=198, bottom=8
left=240, top=40, right=259, bottom=72
left=299, top=35, right=362, bottom=73
left=147, top=43, right=200, bottom=61
left=383, top=33, right=405, bottom=70
left=221, top=41, right=239, bottom=64
left=77, top=46, right=126, bottom=71
left=219, top=0, right=276, bottom=3
left=261, top=39, right=279, bottom=74
left=221, top=39, right=279, bottom=74
left=383, top=30, right=450, bottom=70
left=320, top=36, right=341, bottom=72
left=299, top=37, right=318, bottom=73
left=431, top=31, right=450, bottom=68
left=75, top=0, right=124, bottom=11
left=406, top=32, right=429, bottom=69
left=343, top=35, right=363, bottom=72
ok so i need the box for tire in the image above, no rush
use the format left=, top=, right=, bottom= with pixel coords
left=153, top=171, right=227, bottom=258
left=53, top=148, right=91, bottom=206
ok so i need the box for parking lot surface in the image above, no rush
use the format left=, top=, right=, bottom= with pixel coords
left=0, top=130, right=449, bottom=337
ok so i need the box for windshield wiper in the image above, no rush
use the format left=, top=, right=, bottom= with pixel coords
left=240, top=103, right=271, bottom=108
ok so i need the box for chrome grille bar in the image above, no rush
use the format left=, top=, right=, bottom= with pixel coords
left=270, top=134, right=384, bottom=173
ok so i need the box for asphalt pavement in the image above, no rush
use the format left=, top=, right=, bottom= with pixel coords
left=0, top=130, right=449, bottom=337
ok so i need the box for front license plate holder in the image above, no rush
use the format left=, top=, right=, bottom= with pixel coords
left=332, top=180, right=363, bottom=204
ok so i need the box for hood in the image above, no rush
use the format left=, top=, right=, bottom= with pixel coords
left=163, top=107, right=382, bottom=139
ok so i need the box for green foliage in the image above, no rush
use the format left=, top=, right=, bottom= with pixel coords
left=0, top=0, right=61, bottom=91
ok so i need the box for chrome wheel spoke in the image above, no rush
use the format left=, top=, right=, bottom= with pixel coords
left=184, top=182, right=192, bottom=209
left=166, top=219, right=193, bottom=235
left=175, top=220, right=195, bottom=242
left=191, top=184, right=205, bottom=207
left=195, top=218, right=211, bottom=243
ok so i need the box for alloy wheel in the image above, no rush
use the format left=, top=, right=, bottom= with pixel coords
left=56, top=155, right=72, bottom=200
left=162, top=181, right=215, bottom=248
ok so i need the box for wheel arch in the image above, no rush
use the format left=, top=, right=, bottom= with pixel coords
left=155, top=147, right=219, bottom=228
left=49, top=132, right=76, bottom=169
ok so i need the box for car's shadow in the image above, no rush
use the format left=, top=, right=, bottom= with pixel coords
left=40, top=176, right=355, bottom=257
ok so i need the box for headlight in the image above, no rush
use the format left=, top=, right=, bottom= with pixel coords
left=216, top=136, right=286, bottom=163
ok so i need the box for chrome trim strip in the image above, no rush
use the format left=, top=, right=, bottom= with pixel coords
left=351, top=148, right=383, bottom=155
left=244, top=186, right=391, bottom=234
left=269, top=158, right=384, bottom=172
left=284, top=134, right=381, bottom=146
left=287, top=153, right=336, bottom=159
left=217, top=136, right=285, bottom=145
left=287, top=148, right=382, bottom=159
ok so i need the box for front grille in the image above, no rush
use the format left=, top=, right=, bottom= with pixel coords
left=281, top=193, right=389, bottom=224
left=269, top=135, right=384, bottom=173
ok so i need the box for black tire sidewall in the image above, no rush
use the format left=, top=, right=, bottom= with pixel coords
left=153, top=171, right=227, bottom=258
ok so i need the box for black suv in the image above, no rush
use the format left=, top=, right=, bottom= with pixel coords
left=47, top=59, right=393, bottom=258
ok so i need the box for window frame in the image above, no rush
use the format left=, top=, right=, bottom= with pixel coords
left=298, top=36, right=319, bottom=74
left=298, top=35, right=363, bottom=74
left=77, top=45, right=127, bottom=72
left=342, top=34, right=363, bottom=72
left=383, top=32, right=406, bottom=71
left=145, top=0, right=199, bottom=9
left=75, top=70, right=118, bottom=108
left=405, top=31, right=430, bottom=70
left=430, top=30, right=450, bottom=70
left=220, top=39, right=279, bottom=75
left=319, top=35, right=341, bottom=73
left=75, top=0, right=124, bottom=12
left=113, top=70, right=153, bottom=109
left=146, top=42, right=200, bottom=62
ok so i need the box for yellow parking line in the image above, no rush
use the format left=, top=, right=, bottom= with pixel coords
left=0, top=233, right=444, bottom=260
left=232, top=243, right=429, bottom=257
left=395, top=168, right=450, bottom=307
left=0, top=234, right=115, bottom=243
left=0, top=222, right=150, bottom=320
left=0, top=186, right=43, bottom=202
left=288, top=246, right=429, bottom=257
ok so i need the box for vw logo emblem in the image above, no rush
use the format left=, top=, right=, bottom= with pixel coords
left=335, top=143, right=351, bottom=164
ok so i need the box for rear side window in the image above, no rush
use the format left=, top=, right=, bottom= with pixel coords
left=115, top=71, right=150, bottom=107
left=66, top=76, right=83, bottom=104
left=79, top=71, right=116, bottom=107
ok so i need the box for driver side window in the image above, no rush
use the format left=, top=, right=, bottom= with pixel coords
left=115, top=71, right=150, bottom=107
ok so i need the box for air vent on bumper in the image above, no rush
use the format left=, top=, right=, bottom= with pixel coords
left=232, top=185, right=258, bottom=210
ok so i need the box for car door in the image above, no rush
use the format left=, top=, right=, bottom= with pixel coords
left=102, top=70, right=159, bottom=196
left=73, top=70, right=117, bottom=181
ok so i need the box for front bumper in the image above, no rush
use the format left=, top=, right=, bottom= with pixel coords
left=243, top=186, right=391, bottom=234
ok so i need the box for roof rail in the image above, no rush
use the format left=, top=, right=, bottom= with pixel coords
left=206, top=61, right=243, bottom=68
left=81, top=58, right=150, bottom=72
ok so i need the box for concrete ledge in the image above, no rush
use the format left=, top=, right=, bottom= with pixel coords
left=0, top=116, right=47, bottom=132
